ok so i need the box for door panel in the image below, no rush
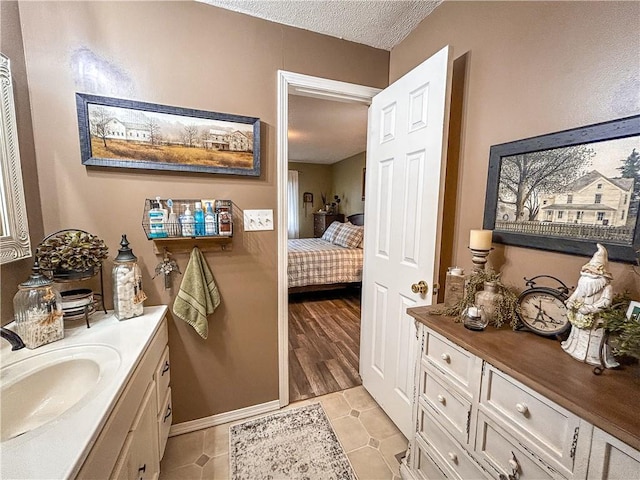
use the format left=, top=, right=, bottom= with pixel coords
left=361, top=46, right=452, bottom=438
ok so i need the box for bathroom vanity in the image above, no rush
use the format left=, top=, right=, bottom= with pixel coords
left=0, top=306, right=171, bottom=479
left=402, top=306, right=640, bottom=480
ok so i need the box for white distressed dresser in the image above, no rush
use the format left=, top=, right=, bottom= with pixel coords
left=402, top=306, right=640, bottom=480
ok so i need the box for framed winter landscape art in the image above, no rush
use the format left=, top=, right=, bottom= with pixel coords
left=76, top=93, right=260, bottom=176
left=483, top=115, right=640, bottom=262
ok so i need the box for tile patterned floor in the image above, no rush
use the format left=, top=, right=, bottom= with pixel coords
left=159, top=386, right=407, bottom=479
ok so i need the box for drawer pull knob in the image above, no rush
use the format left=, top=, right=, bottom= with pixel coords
left=515, top=403, right=528, bottom=415
left=440, top=353, right=451, bottom=362
left=448, top=452, right=458, bottom=463
left=437, top=394, right=446, bottom=404
left=164, top=404, right=172, bottom=422
left=161, top=361, right=170, bottom=375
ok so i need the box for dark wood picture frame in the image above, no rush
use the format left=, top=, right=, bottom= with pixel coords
left=76, top=93, right=260, bottom=176
left=483, top=115, right=640, bottom=263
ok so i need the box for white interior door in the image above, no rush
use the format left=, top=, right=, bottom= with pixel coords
left=360, top=46, right=452, bottom=438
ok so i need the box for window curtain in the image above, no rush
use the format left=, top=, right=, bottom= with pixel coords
left=287, top=170, right=300, bottom=239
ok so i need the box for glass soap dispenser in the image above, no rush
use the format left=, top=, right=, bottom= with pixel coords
left=13, top=261, right=64, bottom=349
left=112, top=234, right=146, bottom=320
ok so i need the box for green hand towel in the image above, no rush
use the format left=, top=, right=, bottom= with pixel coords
left=173, top=247, right=220, bottom=339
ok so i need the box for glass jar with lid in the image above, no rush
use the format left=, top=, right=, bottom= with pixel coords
left=13, top=261, right=64, bottom=349
left=112, top=234, right=146, bottom=320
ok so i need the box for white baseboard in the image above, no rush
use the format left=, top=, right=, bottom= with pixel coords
left=169, top=399, right=281, bottom=437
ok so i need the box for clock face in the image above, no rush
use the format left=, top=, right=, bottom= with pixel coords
left=517, top=290, right=570, bottom=336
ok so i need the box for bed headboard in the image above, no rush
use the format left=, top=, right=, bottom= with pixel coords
left=347, top=213, right=364, bottom=226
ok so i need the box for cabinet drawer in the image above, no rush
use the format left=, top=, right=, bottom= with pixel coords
left=475, top=412, right=562, bottom=480
left=480, top=364, right=579, bottom=475
left=424, top=330, right=475, bottom=395
left=587, top=427, right=640, bottom=480
left=414, top=436, right=448, bottom=480
left=158, top=387, right=172, bottom=459
left=419, top=407, right=486, bottom=480
left=154, top=346, right=170, bottom=408
left=421, top=368, right=471, bottom=444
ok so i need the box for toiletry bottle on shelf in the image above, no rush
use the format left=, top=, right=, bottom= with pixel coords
left=181, top=204, right=195, bottom=237
left=148, top=200, right=167, bottom=238
left=205, top=202, right=217, bottom=235
left=157, top=196, right=168, bottom=224
left=166, top=199, right=180, bottom=237
left=194, top=201, right=205, bottom=236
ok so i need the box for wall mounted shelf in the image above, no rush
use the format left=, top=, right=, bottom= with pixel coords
left=150, top=236, right=232, bottom=255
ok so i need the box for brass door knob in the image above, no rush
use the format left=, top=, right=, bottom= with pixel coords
left=411, top=281, right=428, bottom=294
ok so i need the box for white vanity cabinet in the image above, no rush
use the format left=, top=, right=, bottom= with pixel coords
left=403, top=306, right=640, bottom=480
left=77, top=317, right=171, bottom=480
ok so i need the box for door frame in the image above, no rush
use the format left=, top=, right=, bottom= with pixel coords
left=277, top=70, right=381, bottom=406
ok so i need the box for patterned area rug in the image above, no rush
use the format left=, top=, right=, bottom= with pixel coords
left=230, top=403, right=356, bottom=480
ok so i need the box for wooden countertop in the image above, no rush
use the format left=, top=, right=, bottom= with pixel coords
left=407, top=305, right=640, bottom=451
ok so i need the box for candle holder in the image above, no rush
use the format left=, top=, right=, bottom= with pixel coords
left=469, top=247, right=493, bottom=270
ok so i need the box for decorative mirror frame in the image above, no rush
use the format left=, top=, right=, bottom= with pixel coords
left=1, top=53, right=31, bottom=264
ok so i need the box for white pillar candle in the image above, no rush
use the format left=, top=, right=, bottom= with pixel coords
left=469, top=229, right=493, bottom=250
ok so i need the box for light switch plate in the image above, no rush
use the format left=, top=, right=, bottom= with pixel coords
left=244, top=209, right=274, bottom=231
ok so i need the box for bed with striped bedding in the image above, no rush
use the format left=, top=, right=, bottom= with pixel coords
left=288, top=214, right=365, bottom=292
left=287, top=238, right=363, bottom=288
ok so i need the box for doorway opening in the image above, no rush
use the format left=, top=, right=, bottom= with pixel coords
left=276, top=71, right=380, bottom=407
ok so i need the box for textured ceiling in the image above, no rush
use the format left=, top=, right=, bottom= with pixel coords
left=197, top=0, right=442, bottom=164
left=197, top=0, right=441, bottom=51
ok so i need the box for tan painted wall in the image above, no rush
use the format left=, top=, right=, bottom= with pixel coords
left=332, top=151, right=366, bottom=217
left=15, top=0, right=388, bottom=423
left=391, top=1, right=640, bottom=296
left=289, top=162, right=333, bottom=238
left=0, top=2, right=44, bottom=324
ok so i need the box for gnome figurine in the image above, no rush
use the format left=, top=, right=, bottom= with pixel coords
left=561, top=244, right=618, bottom=368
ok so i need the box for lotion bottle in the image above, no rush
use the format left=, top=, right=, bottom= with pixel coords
left=181, top=204, right=195, bottom=237
left=205, top=202, right=217, bottom=235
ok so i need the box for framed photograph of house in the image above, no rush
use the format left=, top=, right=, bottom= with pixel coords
left=483, top=115, right=640, bottom=262
left=76, top=93, right=260, bottom=176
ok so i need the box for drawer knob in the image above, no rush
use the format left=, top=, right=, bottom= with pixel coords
left=448, top=452, right=458, bottom=463
left=437, top=394, right=446, bottom=405
left=515, top=403, right=529, bottom=415
left=440, top=353, right=451, bottom=363
left=161, top=361, right=170, bottom=376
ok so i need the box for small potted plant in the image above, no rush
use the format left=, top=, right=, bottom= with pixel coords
left=36, top=229, right=109, bottom=281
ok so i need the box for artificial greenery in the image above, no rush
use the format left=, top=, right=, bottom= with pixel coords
left=436, top=268, right=520, bottom=328
left=36, top=230, right=109, bottom=273
left=599, top=293, right=640, bottom=359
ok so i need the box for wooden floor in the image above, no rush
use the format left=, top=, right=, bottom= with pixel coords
left=288, top=289, right=362, bottom=402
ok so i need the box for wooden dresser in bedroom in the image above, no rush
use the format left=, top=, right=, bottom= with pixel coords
left=313, top=212, right=344, bottom=237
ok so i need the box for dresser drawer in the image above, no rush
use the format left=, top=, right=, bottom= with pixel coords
left=475, top=412, right=563, bottom=480
left=421, top=368, right=471, bottom=445
left=413, top=437, right=447, bottom=480
left=480, top=364, right=580, bottom=476
left=419, top=406, right=486, bottom=480
left=423, top=330, right=476, bottom=396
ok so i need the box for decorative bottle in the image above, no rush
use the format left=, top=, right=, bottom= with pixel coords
left=13, top=261, right=64, bottom=349
left=474, top=281, right=502, bottom=326
left=112, top=235, right=146, bottom=320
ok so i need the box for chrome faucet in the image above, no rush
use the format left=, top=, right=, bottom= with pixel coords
left=1, top=327, right=25, bottom=351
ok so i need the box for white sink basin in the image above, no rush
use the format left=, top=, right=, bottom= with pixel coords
left=0, top=344, right=121, bottom=442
